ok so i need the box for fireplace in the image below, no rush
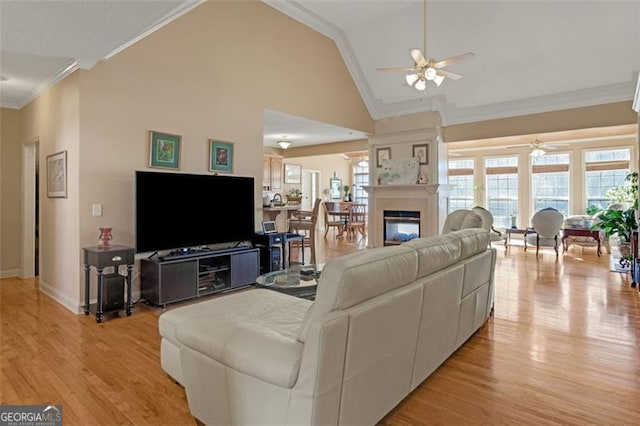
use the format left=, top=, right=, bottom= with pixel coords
left=383, top=210, right=420, bottom=246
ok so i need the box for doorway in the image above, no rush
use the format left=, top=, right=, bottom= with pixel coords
left=301, top=170, right=320, bottom=211
left=22, top=141, right=39, bottom=278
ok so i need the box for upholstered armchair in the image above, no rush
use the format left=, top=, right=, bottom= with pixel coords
left=525, top=208, right=564, bottom=255
left=471, top=206, right=503, bottom=243
left=442, top=209, right=483, bottom=234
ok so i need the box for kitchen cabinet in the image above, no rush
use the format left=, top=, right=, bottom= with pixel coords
left=263, top=156, right=282, bottom=190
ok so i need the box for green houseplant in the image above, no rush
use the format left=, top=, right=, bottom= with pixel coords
left=592, top=208, right=637, bottom=259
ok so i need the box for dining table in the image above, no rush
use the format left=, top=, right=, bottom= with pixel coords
left=325, top=202, right=352, bottom=238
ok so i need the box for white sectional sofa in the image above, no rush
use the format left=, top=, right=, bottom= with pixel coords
left=159, top=228, right=496, bottom=425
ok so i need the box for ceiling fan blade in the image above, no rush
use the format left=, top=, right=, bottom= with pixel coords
left=409, top=48, right=427, bottom=67
left=433, top=52, right=475, bottom=69
left=376, top=67, right=419, bottom=72
left=437, top=69, right=463, bottom=80
left=506, top=144, right=529, bottom=149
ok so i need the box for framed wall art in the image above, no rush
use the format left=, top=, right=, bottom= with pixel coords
left=209, top=140, right=234, bottom=173
left=376, top=147, right=391, bottom=168
left=329, top=177, right=342, bottom=200
left=149, top=131, right=181, bottom=170
left=46, top=150, right=67, bottom=198
left=412, top=143, right=429, bottom=165
left=284, top=164, right=302, bottom=184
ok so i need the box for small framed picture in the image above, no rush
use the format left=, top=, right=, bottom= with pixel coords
left=329, top=178, right=342, bottom=200
left=46, top=150, right=67, bottom=198
left=262, top=221, right=278, bottom=234
left=209, top=140, right=234, bottom=173
left=284, top=164, right=302, bottom=184
left=149, top=131, right=181, bottom=170
left=376, top=147, right=391, bottom=168
left=412, top=143, right=429, bottom=165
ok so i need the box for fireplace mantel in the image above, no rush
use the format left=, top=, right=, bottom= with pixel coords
left=364, top=184, right=453, bottom=247
left=364, top=184, right=452, bottom=195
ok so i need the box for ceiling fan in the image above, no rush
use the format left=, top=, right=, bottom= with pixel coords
left=376, top=0, right=475, bottom=91
left=507, top=139, right=569, bottom=157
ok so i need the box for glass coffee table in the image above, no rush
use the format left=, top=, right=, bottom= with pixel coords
left=255, top=264, right=323, bottom=300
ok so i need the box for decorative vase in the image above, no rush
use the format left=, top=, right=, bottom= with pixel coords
left=98, top=227, right=113, bottom=249
left=510, top=216, right=517, bottom=228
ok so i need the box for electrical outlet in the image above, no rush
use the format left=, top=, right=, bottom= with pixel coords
left=92, top=204, right=102, bottom=217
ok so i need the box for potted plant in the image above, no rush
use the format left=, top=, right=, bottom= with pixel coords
left=343, top=185, right=351, bottom=201
left=592, top=208, right=637, bottom=259
left=286, top=188, right=302, bottom=204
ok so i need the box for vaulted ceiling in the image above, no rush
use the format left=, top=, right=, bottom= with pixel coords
left=1, top=0, right=638, bottom=143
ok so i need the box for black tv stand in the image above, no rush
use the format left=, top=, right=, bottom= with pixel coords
left=141, top=246, right=259, bottom=307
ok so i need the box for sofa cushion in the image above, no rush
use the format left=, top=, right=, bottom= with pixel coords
left=403, top=233, right=461, bottom=279
left=163, top=290, right=311, bottom=388
left=298, top=245, right=418, bottom=342
left=456, top=228, right=490, bottom=260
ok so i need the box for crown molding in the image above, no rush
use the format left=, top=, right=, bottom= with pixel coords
left=633, top=75, right=640, bottom=113
left=11, top=60, right=80, bottom=109
left=104, top=0, right=205, bottom=60
left=441, top=81, right=636, bottom=126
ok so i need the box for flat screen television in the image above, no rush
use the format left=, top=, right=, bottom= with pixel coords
left=135, top=171, right=255, bottom=253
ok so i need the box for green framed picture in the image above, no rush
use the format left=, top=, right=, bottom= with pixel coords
left=149, top=131, right=181, bottom=170
left=209, top=139, right=234, bottom=173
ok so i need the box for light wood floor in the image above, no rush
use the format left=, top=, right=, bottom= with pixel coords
left=1, top=238, right=639, bottom=425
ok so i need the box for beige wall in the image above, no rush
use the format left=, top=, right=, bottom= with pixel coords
left=20, top=72, right=81, bottom=310
left=11, top=1, right=373, bottom=312
left=443, top=102, right=637, bottom=142
left=0, top=108, right=22, bottom=276
left=282, top=153, right=353, bottom=199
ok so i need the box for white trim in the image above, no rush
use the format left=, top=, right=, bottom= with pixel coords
left=14, top=60, right=83, bottom=109
left=21, top=142, right=37, bottom=279
left=104, top=0, right=206, bottom=60
left=633, top=75, right=640, bottom=113
left=39, top=279, right=82, bottom=315
left=3, top=1, right=205, bottom=110
left=0, top=269, right=20, bottom=278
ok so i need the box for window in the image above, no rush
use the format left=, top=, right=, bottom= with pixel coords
left=448, top=159, right=475, bottom=213
left=532, top=153, right=570, bottom=216
left=485, top=157, right=518, bottom=228
left=585, top=148, right=631, bottom=210
left=352, top=160, right=369, bottom=205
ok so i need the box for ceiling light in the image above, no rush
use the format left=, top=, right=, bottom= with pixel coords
left=530, top=148, right=546, bottom=157
left=434, top=74, right=445, bottom=86
left=414, top=78, right=427, bottom=91
left=277, top=135, right=291, bottom=149
left=405, top=73, right=419, bottom=86
left=424, top=67, right=437, bottom=81
left=277, top=140, right=291, bottom=149
left=358, top=159, right=368, bottom=168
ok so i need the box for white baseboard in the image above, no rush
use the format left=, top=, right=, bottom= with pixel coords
left=38, top=279, right=83, bottom=314
left=0, top=269, right=20, bottom=278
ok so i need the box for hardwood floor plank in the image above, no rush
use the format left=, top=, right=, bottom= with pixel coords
left=1, top=239, right=639, bottom=425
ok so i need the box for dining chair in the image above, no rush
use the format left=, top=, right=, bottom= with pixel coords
left=288, top=198, right=322, bottom=264
left=346, top=203, right=367, bottom=239
left=322, top=201, right=345, bottom=238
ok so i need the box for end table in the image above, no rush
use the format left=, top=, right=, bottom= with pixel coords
left=83, top=245, right=134, bottom=323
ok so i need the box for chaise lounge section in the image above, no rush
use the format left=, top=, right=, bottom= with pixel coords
left=159, top=228, right=496, bottom=425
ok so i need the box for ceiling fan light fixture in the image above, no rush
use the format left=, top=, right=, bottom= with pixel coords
left=414, top=78, right=427, bottom=91
left=434, top=74, right=445, bottom=86
left=405, top=73, right=419, bottom=86
left=530, top=148, right=546, bottom=157
left=424, top=67, right=437, bottom=81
